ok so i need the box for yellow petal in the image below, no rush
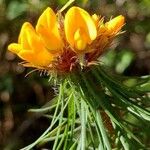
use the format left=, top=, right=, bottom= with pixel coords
left=105, top=15, right=125, bottom=33
left=19, top=49, right=53, bottom=66
left=92, top=14, right=100, bottom=27
left=18, top=50, right=34, bottom=61
left=18, top=22, right=46, bottom=53
left=36, top=7, right=63, bottom=51
left=34, top=50, right=53, bottom=66
left=8, top=43, right=22, bottom=54
left=64, top=6, right=97, bottom=49
left=25, top=25, right=45, bottom=53
left=74, top=39, right=86, bottom=51
left=18, top=22, right=32, bottom=49
left=18, top=22, right=29, bottom=43
left=74, top=28, right=86, bottom=50
left=36, top=7, right=56, bottom=30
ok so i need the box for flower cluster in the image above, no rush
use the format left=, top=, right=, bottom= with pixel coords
left=8, top=6, right=125, bottom=73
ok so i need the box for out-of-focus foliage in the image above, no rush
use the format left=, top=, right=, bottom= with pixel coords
left=0, top=0, right=149, bottom=149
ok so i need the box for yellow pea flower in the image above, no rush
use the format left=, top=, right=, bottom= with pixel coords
left=8, top=5, right=125, bottom=72
left=98, top=15, right=125, bottom=50
left=97, top=15, right=125, bottom=37
left=105, top=15, right=125, bottom=34
left=8, top=22, right=53, bottom=67
left=87, top=15, right=125, bottom=61
left=36, top=7, right=63, bottom=53
left=64, top=6, right=97, bottom=52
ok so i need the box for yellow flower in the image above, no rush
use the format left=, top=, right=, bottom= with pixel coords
left=8, top=22, right=53, bottom=67
left=99, top=15, right=125, bottom=48
left=101, top=15, right=125, bottom=35
left=64, top=6, right=97, bottom=52
left=8, top=5, right=125, bottom=72
left=87, top=15, right=125, bottom=61
left=36, top=7, right=63, bottom=53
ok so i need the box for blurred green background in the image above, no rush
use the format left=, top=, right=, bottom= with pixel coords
left=0, top=0, right=150, bottom=149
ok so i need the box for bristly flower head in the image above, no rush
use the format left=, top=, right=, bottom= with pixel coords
left=8, top=6, right=125, bottom=73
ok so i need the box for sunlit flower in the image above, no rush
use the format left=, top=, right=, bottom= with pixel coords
left=36, top=7, right=63, bottom=53
left=87, top=15, right=125, bottom=61
left=8, top=22, right=53, bottom=68
left=105, top=15, right=125, bottom=34
left=8, top=6, right=125, bottom=73
left=64, top=6, right=97, bottom=52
